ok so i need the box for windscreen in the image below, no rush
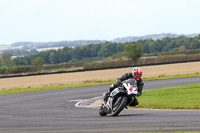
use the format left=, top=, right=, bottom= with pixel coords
left=125, top=78, right=137, bottom=87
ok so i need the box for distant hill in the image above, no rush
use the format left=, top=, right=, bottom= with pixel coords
left=0, top=40, right=106, bottom=55
left=10, top=40, right=106, bottom=49
left=112, top=33, right=198, bottom=43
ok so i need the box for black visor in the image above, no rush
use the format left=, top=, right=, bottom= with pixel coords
left=135, top=73, right=142, bottom=78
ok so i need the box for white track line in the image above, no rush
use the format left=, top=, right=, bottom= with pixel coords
left=74, top=96, right=102, bottom=108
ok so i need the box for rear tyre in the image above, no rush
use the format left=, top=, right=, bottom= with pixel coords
left=99, top=104, right=107, bottom=116
left=111, top=97, right=127, bottom=116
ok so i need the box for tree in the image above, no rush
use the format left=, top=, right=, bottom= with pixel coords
left=49, top=52, right=58, bottom=64
left=149, top=41, right=159, bottom=53
left=124, top=43, right=143, bottom=62
left=71, top=46, right=82, bottom=60
left=32, top=57, right=45, bottom=71
left=98, top=44, right=110, bottom=57
left=190, top=43, right=197, bottom=49
left=110, top=52, right=123, bottom=60
left=13, top=57, right=28, bottom=66
left=89, top=44, right=101, bottom=57
left=0, top=58, right=4, bottom=67
left=57, top=47, right=72, bottom=63
left=2, top=53, right=15, bottom=67
left=141, top=43, right=150, bottom=54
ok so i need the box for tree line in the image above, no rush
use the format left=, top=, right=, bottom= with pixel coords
left=1, top=35, right=200, bottom=68
left=137, top=35, right=200, bottom=53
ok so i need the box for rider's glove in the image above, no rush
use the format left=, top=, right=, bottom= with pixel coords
left=116, top=79, right=122, bottom=85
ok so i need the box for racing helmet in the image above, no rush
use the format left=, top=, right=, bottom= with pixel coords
left=132, top=67, right=142, bottom=80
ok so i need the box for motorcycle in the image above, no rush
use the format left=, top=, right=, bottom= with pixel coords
left=99, top=78, right=138, bottom=116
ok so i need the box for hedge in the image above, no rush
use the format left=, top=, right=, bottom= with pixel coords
left=0, top=66, right=33, bottom=74
left=83, top=54, right=200, bottom=69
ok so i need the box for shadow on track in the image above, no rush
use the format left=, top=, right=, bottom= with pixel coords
left=99, top=113, right=147, bottom=117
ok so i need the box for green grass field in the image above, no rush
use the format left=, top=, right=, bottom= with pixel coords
left=138, top=83, right=200, bottom=109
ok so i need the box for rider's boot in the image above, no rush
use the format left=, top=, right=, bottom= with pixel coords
left=129, top=97, right=139, bottom=107
left=103, top=92, right=109, bottom=104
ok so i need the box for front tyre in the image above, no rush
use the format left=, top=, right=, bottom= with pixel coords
left=99, top=104, right=107, bottom=116
left=111, top=97, right=127, bottom=116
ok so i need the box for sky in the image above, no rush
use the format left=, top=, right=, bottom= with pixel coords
left=0, top=0, right=200, bottom=45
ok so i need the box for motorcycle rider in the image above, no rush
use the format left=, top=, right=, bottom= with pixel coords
left=103, top=67, right=144, bottom=107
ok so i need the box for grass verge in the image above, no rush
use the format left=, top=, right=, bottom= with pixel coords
left=137, top=83, right=200, bottom=109
left=142, top=72, right=200, bottom=81
left=0, top=81, right=114, bottom=95
left=0, top=73, right=199, bottom=95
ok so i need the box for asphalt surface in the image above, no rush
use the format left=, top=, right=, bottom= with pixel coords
left=0, top=77, right=200, bottom=133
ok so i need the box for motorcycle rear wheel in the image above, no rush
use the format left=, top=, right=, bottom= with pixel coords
left=99, top=104, right=107, bottom=116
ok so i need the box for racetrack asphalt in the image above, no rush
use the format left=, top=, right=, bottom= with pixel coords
left=0, top=77, right=199, bottom=133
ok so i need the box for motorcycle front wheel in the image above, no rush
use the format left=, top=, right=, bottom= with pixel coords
left=111, top=96, right=127, bottom=116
